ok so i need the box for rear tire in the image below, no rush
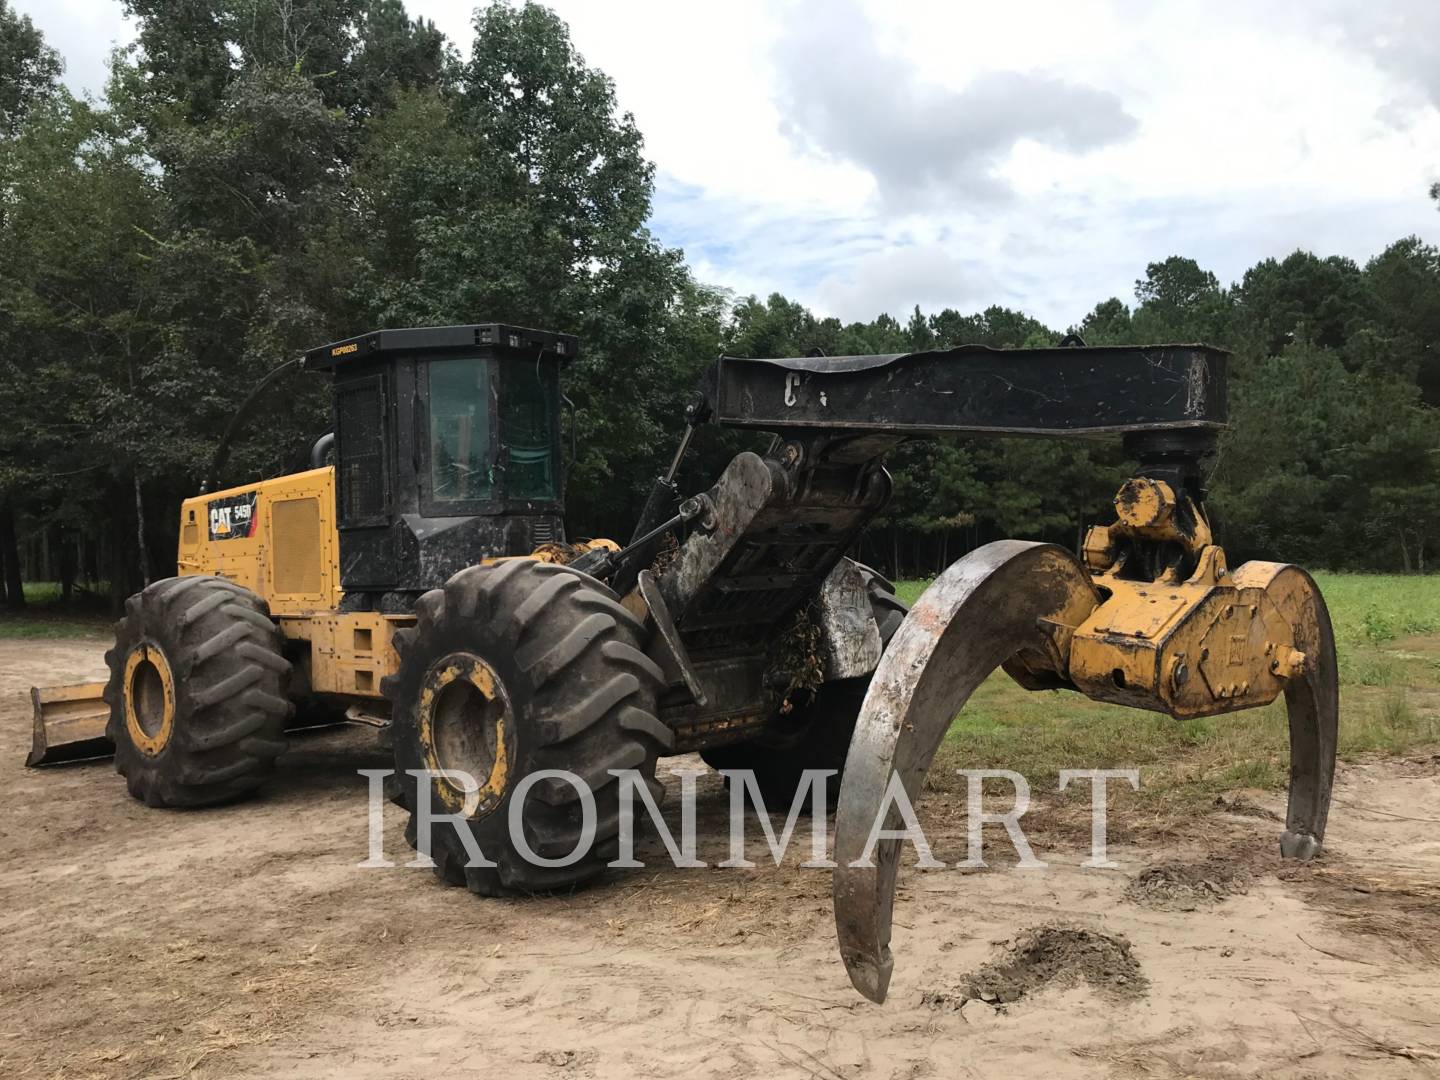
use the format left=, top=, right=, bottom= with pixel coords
left=700, top=562, right=906, bottom=811
left=856, top=562, right=907, bottom=644
left=104, top=576, right=292, bottom=807
left=385, top=560, right=670, bottom=895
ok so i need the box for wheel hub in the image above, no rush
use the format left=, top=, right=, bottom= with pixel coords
left=418, top=652, right=514, bottom=817
left=123, top=643, right=176, bottom=757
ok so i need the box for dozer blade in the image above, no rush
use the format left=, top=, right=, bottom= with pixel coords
left=27, top=682, right=113, bottom=766
left=833, top=540, right=1100, bottom=1003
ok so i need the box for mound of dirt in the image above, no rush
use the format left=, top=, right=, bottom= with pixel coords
left=924, top=926, right=1147, bottom=1010
left=1124, top=855, right=1251, bottom=911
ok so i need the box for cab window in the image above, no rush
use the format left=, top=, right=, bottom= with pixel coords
left=501, top=362, right=558, bottom=501
left=428, top=358, right=492, bottom=502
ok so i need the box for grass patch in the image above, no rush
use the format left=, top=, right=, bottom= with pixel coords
left=1312, top=571, right=1440, bottom=645
left=0, top=580, right=113, bottom=639
left=0, top=613, right=111, bottom=639
left=22, top=581, right=65, bottom=603
left=893, top=580, right=929, bottom=608
left=895, top=571, right=1440, bottom=809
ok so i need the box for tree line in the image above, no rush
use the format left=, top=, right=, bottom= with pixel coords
left=1, top=0, right=1437, bottom=614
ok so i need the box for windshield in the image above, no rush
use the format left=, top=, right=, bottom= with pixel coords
left=501, top=361, right=558, bottom=501
left=428, top=357, right=493, bottom=502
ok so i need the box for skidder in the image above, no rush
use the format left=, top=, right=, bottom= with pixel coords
left=29, top=325, right=1336, bottom=1002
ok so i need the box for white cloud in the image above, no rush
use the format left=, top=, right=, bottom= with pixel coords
left=1276, top=0, right=1440, bottom=120
left=16, top=0, right=132, bottom=99
left=812, top=243, right=996, bottom=324
left=771, top=0, right=1137, bottom=207
left=16, top=0, right=1440, bottom=331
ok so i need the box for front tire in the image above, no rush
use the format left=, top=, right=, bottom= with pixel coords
left=104, top=576, right=292, bottom=807
left=385, top=560, right=671, bottom=895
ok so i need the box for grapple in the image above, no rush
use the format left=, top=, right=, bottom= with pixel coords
left=832, top=483, right=1337, bottom=1002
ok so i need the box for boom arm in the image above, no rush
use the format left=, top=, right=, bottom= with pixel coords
left=710, top=343, right=1226, bottom=439
left=654, top=342, right=1231, bottom=665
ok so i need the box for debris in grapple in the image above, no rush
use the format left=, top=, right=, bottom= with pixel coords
left=649, top=531, right=679, bottom=576
left=532, top=541, right=587, bottom=565
left=772, top=604, right=825, bottom=714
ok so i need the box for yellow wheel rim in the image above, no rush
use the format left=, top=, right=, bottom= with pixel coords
left=123, top=643, right=176, bottom=757
left=418, top=652, right=513, bottom=817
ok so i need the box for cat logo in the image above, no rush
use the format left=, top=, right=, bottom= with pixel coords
left=331, top=342, right=359, bottom=357
left=207, top=491, right=259, bottom=541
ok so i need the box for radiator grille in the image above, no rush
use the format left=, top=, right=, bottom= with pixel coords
left=272, top=498, right=322, bottom=594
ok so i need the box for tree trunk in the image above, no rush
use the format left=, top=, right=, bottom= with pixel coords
left=133, top=472, right=151, bottom=588
left=59, top=529, right=76, bottom=606
left=0, top=499, right=24, bottom=609
left=84, top=530, right=99, bottom=588
left=108, top=526, right=127, bottom=616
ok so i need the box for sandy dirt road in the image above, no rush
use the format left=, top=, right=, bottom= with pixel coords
left=1, top=637, right=1438, bottom=1079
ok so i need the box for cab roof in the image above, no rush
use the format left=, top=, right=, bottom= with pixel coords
left=303, top=324, right=577, bottom=370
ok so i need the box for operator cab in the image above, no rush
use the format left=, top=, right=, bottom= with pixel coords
left=304, top=324, right=575, bottom=609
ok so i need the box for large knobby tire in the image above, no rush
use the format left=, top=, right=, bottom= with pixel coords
left=104, top=575, right=292, bottom=807
left=701, top=562, right=907, bottom=810
left=858, top=562, right=908, bottom=645
left=384, top=560, right=671, bottom=895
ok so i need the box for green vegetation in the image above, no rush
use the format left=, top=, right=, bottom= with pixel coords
left=1314, top=571, right=1440, bottom=645
left=0, top=617, right=109, bottom=640
left=0, top=581, right=109, bottom=638
left=0, top=0, right=1437, bottom=618
left=895, top=573, right=1440, bottom=806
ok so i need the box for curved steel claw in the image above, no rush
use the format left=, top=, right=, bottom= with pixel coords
left=1230, top=562, right=1339, bottom=861
left=832, top=540, right=1099, bottom=1003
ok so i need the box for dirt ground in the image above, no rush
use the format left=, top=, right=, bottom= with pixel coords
left=2, top=639, right=1439, bottom=1080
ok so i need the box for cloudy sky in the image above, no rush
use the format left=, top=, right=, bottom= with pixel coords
left=19, top=0, right=1440, bottom=328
